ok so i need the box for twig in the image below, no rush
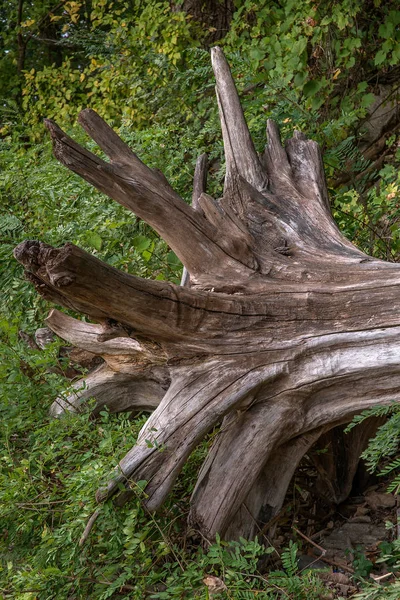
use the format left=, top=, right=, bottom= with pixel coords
left=313, top=553, right=355, bottom=574
left=293, top=526, right=326, bottom=557
left=371, top=572, right=393, bottom=582
left=16, top=499, right=68, bottom=506
left=259, top=502, right=294, bottom=539
left=310, top=526, right=333, bottom=541
left=242, top=503, right=281, bottom=557
left=79, top=509, right=101, bottom=547
left=235, top=572, right=290, bottom=598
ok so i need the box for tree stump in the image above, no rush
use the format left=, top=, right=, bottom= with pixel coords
left=14, top=48, right=400, bottom=541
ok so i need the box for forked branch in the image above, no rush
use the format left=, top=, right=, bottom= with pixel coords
left=45, top=113, right=257, bottom=282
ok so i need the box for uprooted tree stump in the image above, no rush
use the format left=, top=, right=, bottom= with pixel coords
left=14, top=48, right=400, bottom=541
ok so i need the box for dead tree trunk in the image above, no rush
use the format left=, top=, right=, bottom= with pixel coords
left=14, top=48, right=400, bottom=541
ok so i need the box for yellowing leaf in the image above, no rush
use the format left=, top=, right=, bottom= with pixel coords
left=333, top=68, right=341, bottom=80
left=21, top=19, right=35, bottom=27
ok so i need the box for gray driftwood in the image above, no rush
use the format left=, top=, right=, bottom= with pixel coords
left=14, top=48, right=400, bottom=541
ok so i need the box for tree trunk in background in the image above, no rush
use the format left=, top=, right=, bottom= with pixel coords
left=171, top=0, right=234, bottom=42
left=14, top=48, right=400, bottom=541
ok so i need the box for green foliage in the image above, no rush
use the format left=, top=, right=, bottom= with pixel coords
left=352, top=547, right=374, bottom=579
left=353, top=580, right=400, bottom=600
left=351, top=539, right=400, bottom=599
left=346, top=402, right=400, bottom=482
left=2, top=0, right=400, bottom=598
left=332, top=165, right=400, bottom=261
left=0, top=324, right=326, bottom=598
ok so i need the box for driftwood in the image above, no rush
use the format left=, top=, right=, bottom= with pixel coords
left=14, top=48, right=400, bottom=541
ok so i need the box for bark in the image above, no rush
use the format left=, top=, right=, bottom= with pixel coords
left=171, top=0, right=235, bottom=43
left=309, top=418, right=386, bottom=504
left=14, top=47, right=400, bottom=541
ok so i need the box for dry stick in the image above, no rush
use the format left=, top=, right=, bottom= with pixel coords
left=310, top=526, right=335, bottom=541
left=79, top=509, right=101, bottom=547
left=234, top=572, right=290, bottom=598
left=371, top=572, right=394, bottom=582
left=16, top=500, right=67, bottom=506
left=292, top=525, right=332, bottom=573
left=293, top=526, right=326, bottom=556
left=314, top=554, right=355, bottom=574
left=294, top=525, right=355, bottom=575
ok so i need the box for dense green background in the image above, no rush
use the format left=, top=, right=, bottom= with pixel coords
left=1, top=1, right=400, bottom=597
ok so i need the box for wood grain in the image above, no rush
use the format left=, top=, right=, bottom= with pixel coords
left=13, top=47, right=400, bottom=541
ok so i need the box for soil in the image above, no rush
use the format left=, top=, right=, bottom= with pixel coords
left=266, top=465, right=399, bottom=598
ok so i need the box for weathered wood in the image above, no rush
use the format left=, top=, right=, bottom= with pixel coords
left=44, top=117, right=256, bottom=285
left=310, top=417, right=386, bottom=504
left=181, top=153, right=208, bottom=287
left=50, top=364, right=166, bottom=417
left=211, top=47, right=268, bottom=192
left=13, top=48, right=400, bottom=542
left=224, top=428, right=326, bottom=541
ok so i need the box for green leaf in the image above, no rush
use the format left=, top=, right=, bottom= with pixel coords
left=167, top=251, right=181, bottom=266
left=86, top=231, right=103, bottom=251
left=361, top=93, right=375, bottom=108
left=294, top=72, right=307, bottom=87
left=379, top=20, right=394, bottom=39
left=302, top=79, right=323, bottom=98
left=249, top=47, right=265, bottom=61
left=132, top=235, right=151, bottom=252
left=374, top=49, right=387, bottom=65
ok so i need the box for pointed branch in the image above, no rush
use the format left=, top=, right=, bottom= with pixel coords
left=263, top=120, right=330, bottom=212
left=285, top=130, right=331, bottom=212
left=264, top=120, right=292, bottom=182
left=211, top=47, right=268, bottom=192
left=45, top=115, right=257, bottom=280
left=261, top=122, right=367, bottom=259
left=78, top=108, right=146, bottom=166
left=181, top=153, right=209, bottom=286
left=46, top=309, right=159, bottom=361
left=192, top=153, right=208, bottom=209
left=50, top=364, right=166, bottom=417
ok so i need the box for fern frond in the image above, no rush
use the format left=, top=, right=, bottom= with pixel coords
left=281, top=541, right=298, bottom=577
left=0, top=213, right=24, bottom=241
left=345, top=403, right=397, bottom=433
left=380, top=457, right=400, bottom=476
left=361, top=411, right=400, bottom=472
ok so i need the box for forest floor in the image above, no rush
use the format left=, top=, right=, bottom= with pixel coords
left=269, top=466, right=398, bottom=598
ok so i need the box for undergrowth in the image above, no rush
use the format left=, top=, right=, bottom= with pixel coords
left=1, top=1, right=400, bottom=598
left=0, top=321, right=330, bottom=599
